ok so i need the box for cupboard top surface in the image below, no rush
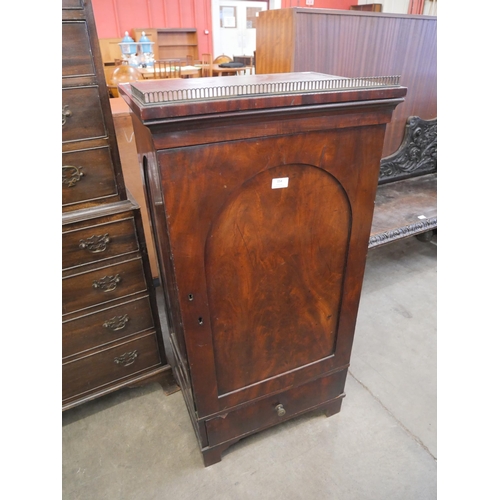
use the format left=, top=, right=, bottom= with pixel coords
left=119, top=72, right=406, bottom=122
left=273, top=7, right=436, bottom=20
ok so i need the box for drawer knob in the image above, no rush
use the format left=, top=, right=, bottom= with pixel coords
left=103, top=314, right=129, bottom=331
left=79, top=233, right=111, bottom=253
left=62, top=105, right=73, bottom=126
left=93, top=274, right=121, bottom=292
left=275, top=404, right=286, bottom=417
left=62, top=165, right=84, bottom=188
left=114, top=350, right=138, bottom=367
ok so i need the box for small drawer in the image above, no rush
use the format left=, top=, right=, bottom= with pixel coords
left=62, top=332, right=161, bottom=402
left=62, top=147, right=118, bottom=207
left=62, top=87, right=106, bottom=143
left=62, top=257, right=147, bottom=315
left=206, top=369, right=347, bottom=446
left=62, top=22, right=94, bottom=77
left=62, top=0, right=83, bottom=9
left=63, top=216, right=138, bottom=269
left=63, top=295, right=155, bottom=358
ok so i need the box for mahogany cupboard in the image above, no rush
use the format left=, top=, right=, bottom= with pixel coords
left=119, top=73, right=406, bottom=465
left=62, top=0, right=170, bottom=410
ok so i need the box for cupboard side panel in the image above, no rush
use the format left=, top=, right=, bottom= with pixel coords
left=273, top=10, right=436, bottom=157
left=255, top=8, right=295, bottom=74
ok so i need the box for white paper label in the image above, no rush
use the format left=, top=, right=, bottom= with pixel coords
left=417, top=215, right=427, bottom=220
left=272, top=177, right=289, bottom=189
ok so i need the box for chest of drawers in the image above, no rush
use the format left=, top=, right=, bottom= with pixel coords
left=62, top=0, right=169, bottom=411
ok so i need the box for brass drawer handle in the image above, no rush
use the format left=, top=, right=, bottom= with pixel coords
left=92, top=274, right=121, bottom=292
left=103, top=314, right=129, bottom=331
left=275, top=404, right=286, bottom=417
left=114, top=350, right=138, bottom=367
left=62, top=105, right=73, bottom=126
left=79, top=234, right=111, bottom=253
left=62, top=165, right=84, bottom=187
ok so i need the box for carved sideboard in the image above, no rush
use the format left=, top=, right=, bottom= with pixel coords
left=120, top=73, right=406, bottom=465
left=62, top=0, right=169, bottom=410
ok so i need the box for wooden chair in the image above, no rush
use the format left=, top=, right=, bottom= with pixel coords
left=200, top=53, right=213, bottom=77
left=213, top=54, right=232, bottom=64
left=153, top=59, right=181, bottom=79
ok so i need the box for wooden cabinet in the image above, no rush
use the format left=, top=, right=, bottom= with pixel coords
left=350, top=3, right=382, bottom=11
left=62, top=0, right=169, bottom=411
left=131, top=28, right=198, bottom=62
left=109, top=97, right=160, bottom=279
left=255, top=8, right=436, bottom=158
left=119, top=73, right=406, bottom=465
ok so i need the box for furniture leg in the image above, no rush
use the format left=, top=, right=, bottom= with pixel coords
left=324, top=397, right=344, bottom=418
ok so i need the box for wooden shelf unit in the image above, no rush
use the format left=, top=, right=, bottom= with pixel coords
left=132, top=28, right=198, bottom=62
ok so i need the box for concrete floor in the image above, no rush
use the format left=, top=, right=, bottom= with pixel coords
left=62, top=235, right=437, bottom=500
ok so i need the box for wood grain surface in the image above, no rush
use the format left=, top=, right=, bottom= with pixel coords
left=256, top=9, right=436, bottom=157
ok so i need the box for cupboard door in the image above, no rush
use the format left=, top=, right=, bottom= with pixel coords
left=158, top=131, right=366, bottom=414
left=206, top=163, right=350, bottom=395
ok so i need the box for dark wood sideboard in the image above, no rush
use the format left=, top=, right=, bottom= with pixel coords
left=62, top=0, right=170, bottom=411
left=119, top=73, right=406, bottom=465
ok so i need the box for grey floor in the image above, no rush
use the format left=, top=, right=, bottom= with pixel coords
left=62, top=235, right=437, bottom=500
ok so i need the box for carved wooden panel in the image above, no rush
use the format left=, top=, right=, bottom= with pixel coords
left=379, top=116, right=437, bottom=184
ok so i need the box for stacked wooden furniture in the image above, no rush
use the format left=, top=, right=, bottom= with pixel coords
left=119, top=73, right=406, bottom=465
left=62, top=0, right=170, bottom=411
left=256, top=8, right=437, bottom=245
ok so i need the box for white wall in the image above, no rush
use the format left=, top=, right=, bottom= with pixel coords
left=356, top=0, right=437, bottom=15
left=356, top=0, right=409, bottom=13
left=212, top=0, right=269, bottom=58
left=423, top=0, right=437, bottom=15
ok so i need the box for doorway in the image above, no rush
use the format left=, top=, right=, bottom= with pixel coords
left=211, top=0, right=269, bottom=60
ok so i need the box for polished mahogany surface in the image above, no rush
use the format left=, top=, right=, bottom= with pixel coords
left=120, top=73, right=405, bottom=465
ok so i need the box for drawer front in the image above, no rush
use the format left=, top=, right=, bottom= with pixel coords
left=63, top=295, right=155, bottom=358
left=206, top=369, right=347, bottom=446
left=62, top=0, right=83, bottom=8
left=62, top=332, right=161, bottom=401
left=62, top=147, right=118, bottom=207
left=62, top=22, right=95, bottom=77
left=62, top=257, right=147, bottom=314
left=63, top=216, right=138, bottom=269
left=62, top=87, right=106, bottom=143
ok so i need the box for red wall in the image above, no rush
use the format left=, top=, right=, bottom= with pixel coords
left=92, top=0, right=353, bottom=55
left=92, top=0, right=214, bottom=56
left=280, top=0, right=353, bottom=8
